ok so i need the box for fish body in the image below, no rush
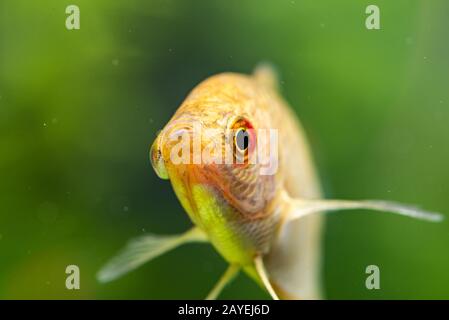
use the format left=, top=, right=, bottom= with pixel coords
left=151, top=68, right=322, bottom=298
left=97, top=65, right=442, bottom=299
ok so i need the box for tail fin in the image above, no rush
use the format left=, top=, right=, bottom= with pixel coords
left=263, top=96, right=325, bottom=299
left=265, top=212, right=324, bottom=299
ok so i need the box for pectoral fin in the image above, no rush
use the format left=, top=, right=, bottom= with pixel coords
left=97, top=227, right=208, bottom=283
left=282, top=192, right=443, bottom=223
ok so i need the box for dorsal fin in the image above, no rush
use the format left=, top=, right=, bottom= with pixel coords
left=253, top=62, right=279, bottom=90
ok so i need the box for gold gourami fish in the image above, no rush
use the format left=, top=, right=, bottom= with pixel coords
left=97, top=65, right=443, bottom=299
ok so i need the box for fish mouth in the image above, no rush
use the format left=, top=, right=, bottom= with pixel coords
left=150, top=140, right=229, bottom=226
left=150, top=121, right=194, bottom=180
left=149, top=125, right=236, bottom=226
left=150, top=131, right=201, bottom=221
left=150, top=137, right=169, bottom=180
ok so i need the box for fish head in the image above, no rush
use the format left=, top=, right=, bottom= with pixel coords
left=150, top=73, right=281, bottom=261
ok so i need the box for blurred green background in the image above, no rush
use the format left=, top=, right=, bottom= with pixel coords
left=0, top=0, right=448, bottom=299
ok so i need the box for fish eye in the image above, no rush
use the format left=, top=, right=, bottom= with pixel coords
left=229, top=117, right=256, bottom=165
left=235, top=127, right=249, bottom=152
